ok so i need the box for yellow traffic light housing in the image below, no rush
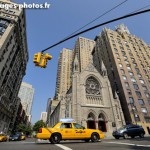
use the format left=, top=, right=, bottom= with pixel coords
left=33, top=52, right=42, bottom=64
left=33, top=52, right=52, bottom=68
left=44, top=53, right=52, bottom=60
left=38, top=57, right=47, bottom=68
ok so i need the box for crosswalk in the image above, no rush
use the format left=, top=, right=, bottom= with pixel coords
left=2, top=140, right=150, bottom=148
left=104, top=141, right=150, bottom=148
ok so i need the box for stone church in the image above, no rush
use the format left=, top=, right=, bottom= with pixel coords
left=50, top=53, right=125, bottom=137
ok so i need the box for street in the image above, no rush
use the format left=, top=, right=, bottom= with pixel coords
left=1, top=136, right=150, bottom=150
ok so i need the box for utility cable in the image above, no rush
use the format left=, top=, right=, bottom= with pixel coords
left=127, top=4, right=150, bottom=15
left=41, top=9, right=150, bottom=53
left=63, top=0, right=128, bottom=39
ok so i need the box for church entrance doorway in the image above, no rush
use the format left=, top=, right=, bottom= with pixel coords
left=98, top=113, right=107, bottom=132
left=87, top=113, right=96, bottom=129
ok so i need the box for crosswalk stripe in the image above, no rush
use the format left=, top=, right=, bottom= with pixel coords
left=104, top=141, right=150, bottom=147
left=55, top=144, right=73, bottom=150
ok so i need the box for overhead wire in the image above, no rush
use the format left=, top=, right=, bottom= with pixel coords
left=41, top=8, right=150, bottom=53
left=127, top=4, right=150, bottom=15
left=63, top=0, right=128, bottom=39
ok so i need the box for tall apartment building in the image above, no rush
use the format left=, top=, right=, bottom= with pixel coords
left=40, top=112, right=47, bottom=123
left=93, top=24, right=150, bottom=134
left=55, top=48, right=73, bottom=98
left=73, top=37, right=95, bottom=72
left=0, top=0, right=28, bottom=133
left=18, top=82, right=34, bottom=117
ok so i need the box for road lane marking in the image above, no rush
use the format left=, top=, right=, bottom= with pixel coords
left=104, top=142, right=150, bottom=147
left=55, top=144, right=73, bottom=150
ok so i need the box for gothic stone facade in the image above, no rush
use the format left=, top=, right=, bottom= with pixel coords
left=50, top=63, right=125, bottom=137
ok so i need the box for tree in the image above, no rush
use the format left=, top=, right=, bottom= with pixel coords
left=33, top=120, right=46, bottom=132
left=16, top=123, right=32, bottom=135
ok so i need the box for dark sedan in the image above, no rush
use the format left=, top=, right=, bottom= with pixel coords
left=9, top=133, right=22, bottom=141
left=112, top=124, right=145, bottom=139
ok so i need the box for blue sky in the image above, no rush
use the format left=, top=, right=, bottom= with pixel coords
left=14, top=0, right=150, bottom=124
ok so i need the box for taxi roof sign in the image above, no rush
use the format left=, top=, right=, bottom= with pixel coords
left=60, top=118, right=76, bottom=123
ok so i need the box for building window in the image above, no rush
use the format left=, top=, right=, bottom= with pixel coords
left=116, top=53, right=119, bottom=57
left=120, top=47, right=124, bottom=51
left=113, top=44, right=116, bottom=47
left=122, top=75, right=127, bottom=80
left=131, top=77, right=136, bottom=83
left=131, top=58, right=135, bottom=62
left=138, top=99, right=144, bottom=105
left=135, top=91, right=142, bottom=98
left=137, top=74, right=142, bottom=78
left=121, top=51, right=126, bottom=56
left=127, top=89, right=132, bottom=95
left=129, top=72, right=134, bottom=76
left=139, top=79, right=145, bottom=84
left=133, top=84, right=139, bottom=90
left=129, top=97, right=134, bottom=104
left=141, top=107, right=148, bottom=114
left=143, top=70, right=147, bottom=74
left=119, top=64, right=123, bottom=68
left=145, top=92, right=150, bottom=98
left=123, top=56, right=127, bottom=60
left=125, top=82, right=129, bottom=88
left=129, top=53, right=133, bottom=57
left=135, top=115, right=140, bottom=122
left=127, top=66, right=131, bottom=70
left=144, top=116, right=150, bottom=123
left=117, top=58, right=121, bottom=61
left=142, top=86, right=147, bottom=91
left=135, top=68, right=140, bottom=73
left=114, top=48, right=118, bottom=52
left=112, top=40, right=115, bottom=43
left=120, top=69, right=125, bottom=74
left=125, top=60, right=129, bottom=64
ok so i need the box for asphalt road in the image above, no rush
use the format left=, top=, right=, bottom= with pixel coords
left=0, top=137, right=150, bottom=150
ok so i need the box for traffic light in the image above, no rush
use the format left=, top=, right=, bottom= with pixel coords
left=33, top=52, right=52, bottom=68
left=44, top=53, right=52, bottom=60
left=33, top=52, right=42, bottom=64
left=38, top=57, right=47, bottom=68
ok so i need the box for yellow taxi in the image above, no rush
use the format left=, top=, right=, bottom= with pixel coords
left=36, top=119, right=104, bottom=144
left=0, top=134, right=7, bottom=142
left=20, top=134, right=26, bottom=140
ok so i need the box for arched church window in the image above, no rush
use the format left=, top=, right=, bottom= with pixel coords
left=86, top=76, right=100, bottom=95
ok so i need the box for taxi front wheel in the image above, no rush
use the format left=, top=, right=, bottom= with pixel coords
left=49, top=133, right=61, bottom=144
left=91, top=133, right=99, bottom=142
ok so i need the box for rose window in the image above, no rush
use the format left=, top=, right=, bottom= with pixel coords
left=86, top=77, right=100, bottom=95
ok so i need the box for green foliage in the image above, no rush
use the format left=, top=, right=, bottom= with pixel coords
left=33, top=120, right=46, bottom=132
left=16, top=123, right=32, bottom=135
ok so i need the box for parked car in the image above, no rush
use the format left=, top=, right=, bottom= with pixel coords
left=0, top=134, right=7, bottom=142
left=20, top=134, right=26, bottom=140
left=112, top=124, right=145, bottom=139
left=9, top=133, right=22, bottom=141
left=36, top=119, right=104, bottom=144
